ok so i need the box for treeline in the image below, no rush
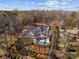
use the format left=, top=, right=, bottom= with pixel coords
left=0, top=10, right=79, bottom=34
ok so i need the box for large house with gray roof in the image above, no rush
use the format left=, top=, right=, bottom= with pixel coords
left=21, top=23, right=52, bottom=46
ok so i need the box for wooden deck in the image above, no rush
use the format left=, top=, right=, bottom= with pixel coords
left=25, top=44, right=49, bottom=59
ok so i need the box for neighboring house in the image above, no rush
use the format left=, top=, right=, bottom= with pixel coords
left=67, top=32, right=76, bottom=41
left=66, top=28, right=79, bottom=42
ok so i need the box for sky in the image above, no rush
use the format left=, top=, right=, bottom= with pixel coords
left=0, top=0, right=79, bottom=11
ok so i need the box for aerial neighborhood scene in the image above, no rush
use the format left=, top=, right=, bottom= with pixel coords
left=0, top=0, right=79, bottom=59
